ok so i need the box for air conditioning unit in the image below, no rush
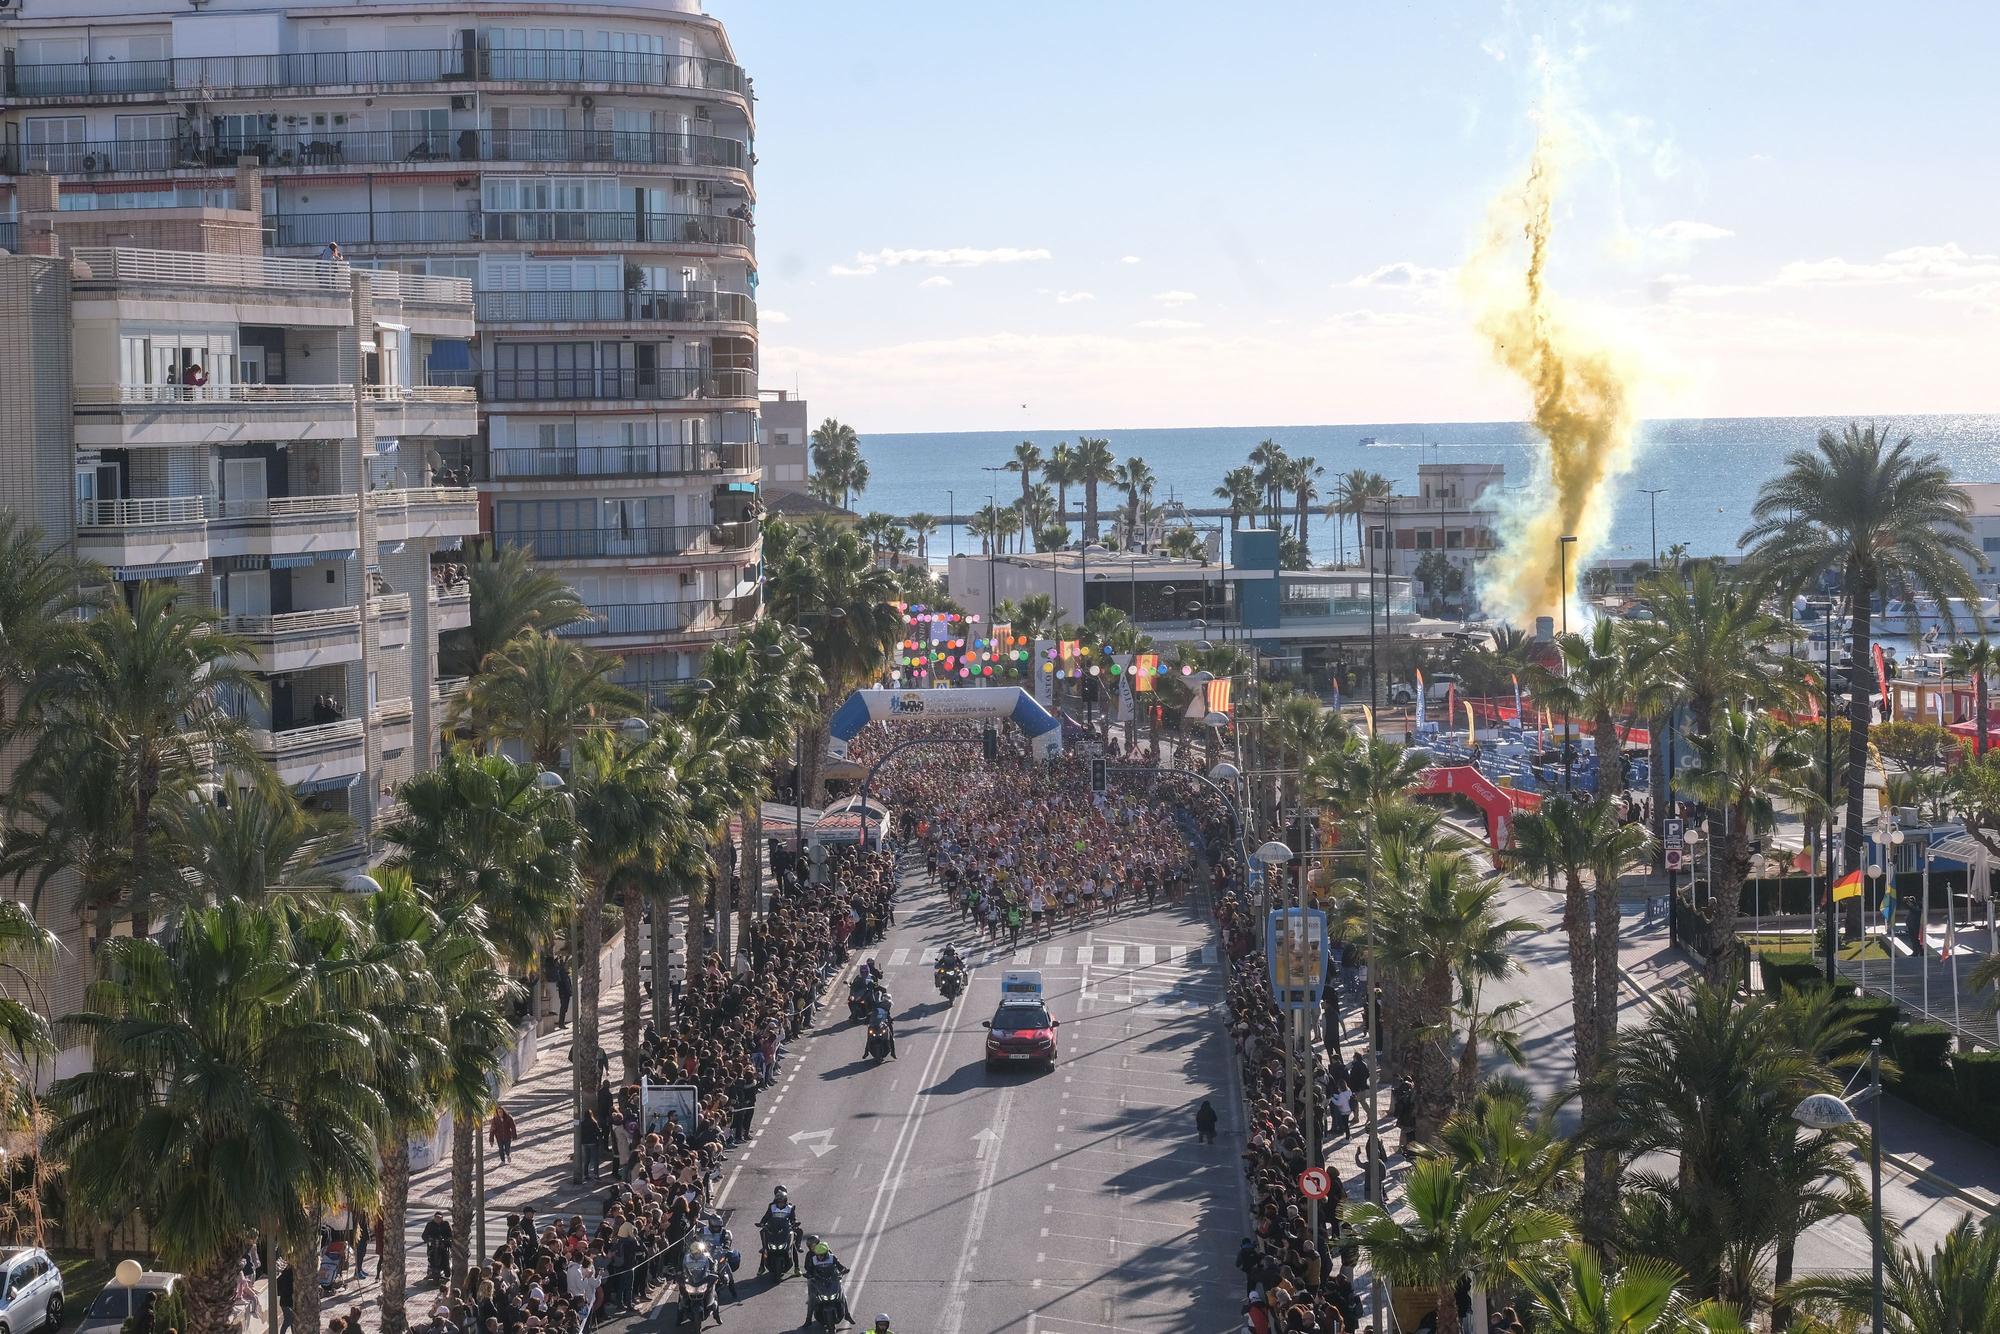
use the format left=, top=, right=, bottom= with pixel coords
left=450, top=95, right=471, bottom=111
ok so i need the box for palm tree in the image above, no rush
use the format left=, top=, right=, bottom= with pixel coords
left=0, top=513, right=91, bottom=719
left=1945, top=638, right=1998, bottom=757
left=452, top=630, right=640, bottom=768
left=1289, top=454, right=1324, bottom=545
left=1506, top=795, right=1651, bottom=1247
left=442, top=540, right=588, bottom=678
left=1007, top=592, right=1059, bottom=644
left=1215, top=465, right=1261, bottom=531
left=905, top=512, right=941, bottom=562
left=1005, top=440, right=1043, bottom=520
left=1348, top=1156, right=1574, bottom=1334
left=1634, top=566, right=1802, bottom=739
left=1022, top=482, right=1058, bottom=548
left=1516, top=1246, right=1749, bottom=1334
left=1330, top=469, right=1397, bottom=566
left=1531, top=617, right=1659, bottom=792
left=1115, top=456, right=1156, bottom=545
left=967, top=502, right=1002, bottom=556
left=1248, top=438, right=1292, bottom=528
left=1682, top=707, right=1816, bottom=983
left=50, top=902, right=386, bottom=1334
left=1782, top=1215, right=2000, bottom=1334
left=1743, top=424, right=1978, bottom=886
left=1431, top=1094, right=1579, bottom=1204
left=1073, top=436, right=1118, bottom=542
left=1045, top=441, right=1077, bottom=536
left=16, top=583, right=262, bottom=943
left=169, top=782, right=350, bottom=905
left=1161, top=526, right=1204, bottom=562
left=809, top=418, right=869, bottom=509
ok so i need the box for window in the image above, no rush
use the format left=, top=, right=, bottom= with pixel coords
left=24, top=117, right=86, bottom=173
left=1415, top=530, right=1434, bottom=550
left=389, top=108, right=449, bottom=160
left=1982, top=536, right=2000, bottom=554
left=216, top=113, right=275, bottom=156
left=1445, top=529, right=1464, bottom=550
left=481, top=175, right=619, bottom=213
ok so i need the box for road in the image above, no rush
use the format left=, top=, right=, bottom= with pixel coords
left=703, top=858, right=1247, bottom=1334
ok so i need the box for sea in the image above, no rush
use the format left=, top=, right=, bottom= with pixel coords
left=850, top=414, right=2000, bottom=568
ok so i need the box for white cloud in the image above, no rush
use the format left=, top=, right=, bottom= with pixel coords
left=1345, top=261, right=1452, bottom=290
left=1056, top=290, right=1095, bottom=304
left=1135, top=318, right=1203, bottom=330
left=828, top=262, right=878, bottom=278
left=1120, top=255, right=1143, bottom=265
left=919, top=275, right=954, bottom=289
left=761, top=310, right=792, bottom=324
left=1649, top=220, right=1734, bottom=243
left=1773, top=242, right=2000, bottom=287
left=1152, top=289, right=1198, bottom=307
left=852, top=246, right=1052, bottom=269
left=1479, top=38, right=1507, bottom=61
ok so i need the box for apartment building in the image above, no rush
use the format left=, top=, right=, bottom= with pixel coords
left=760, top=388, right=808, bottom=494
left=1, top=0, right=764, bottom=702
left=1361, top=461, right=1506, bottom=581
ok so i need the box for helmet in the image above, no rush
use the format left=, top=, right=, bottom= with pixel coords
left=688, top=1241, right=708, bottom=1257
left=876, top=1318, right=892, bottom=1330
left=773, top=1186, right=789, bottom=1202
left=811, top=1241, right=829, bottom=1257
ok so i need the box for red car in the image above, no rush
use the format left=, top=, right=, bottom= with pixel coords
left=983, top=1000, right=1059, bottom=1071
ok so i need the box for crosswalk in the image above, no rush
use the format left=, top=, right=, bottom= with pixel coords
left=875, top=943, right=1218, bottom=968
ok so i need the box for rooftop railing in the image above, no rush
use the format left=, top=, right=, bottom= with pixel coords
left=478, top=366, right=755, bottom=403
left=2, top=129, right=749, bottom=176
left=70, top=244, right=352, bottom=292
left=269, top=209, right=752, bottom=250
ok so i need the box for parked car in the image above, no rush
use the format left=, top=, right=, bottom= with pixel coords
left=0, top=1249, right=62, bottom=1334
left=77, top=1271, right=179, bottom=1334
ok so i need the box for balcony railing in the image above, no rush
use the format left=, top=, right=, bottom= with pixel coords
left=372, top=696, right=415, bottom=724
left=489, top=441, right=756, bottom=481
left=212, top=494, right=357, bottom=522
left=363, top=384, right=479, bottom=405
left=554, top=597, right=751, bottom=640
left=220, top=607, right=361, bottom=638
left=77, top=495, right=208, bottom=526
left=363, top=270, right=475, bottom=305
left=435, top=675, right=470, bottom=701
left=3, top=130, right=749, bottom=176
left=478, top=367, right=754, bottom=403
left=71, top=245, right=353, bottom=292
left=474, top=288, right=756, bottom=326
left=254, top=717, right=365, bottom=755
left=369, top=593, right=412, bottom=619
left=76, top=383, right=355, bottom=406
left=5, top=47, right=746, bottom=100
left=495, top=522, right=756, bottom=561
left=270, top=210, right=752, bottom=251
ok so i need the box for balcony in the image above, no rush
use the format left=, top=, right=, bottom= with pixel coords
left=251, top=717, right=366, bottom=788
left=74, top=495, right=209, bottom=568
left=209, top=493, right=359, bottom=559
left=365, top=384, right=479, bottom=439
left=269, top=210, right=753, bottom=253
left=496, top=520, right=759, bottom=563
left=372, top=696, right=415, bottom=755
left=371, top=593, right=412, bottom=649
left=363, top=271, right=475, bottom=308
left=555, top=595, right=756, bottom=645
left=372, top=486, right=481, bottom=543
left=473, top=288, right=756, bottom=328
left=4, top=47, right=747, bottom=103
left=70, top=245, right=353, bottom=295
left=220, top=607, right=363, bottom=672
left=489, top=441, right=757, bottom=482
left=74, top=383, right=356, bottom=448
left=432, top=582, right=472, bottom=632
left=434, top=675, right=470, bottom=710
left=4, top=130, right=750, bottom=178
left=478, top=367, right=754, bottom=405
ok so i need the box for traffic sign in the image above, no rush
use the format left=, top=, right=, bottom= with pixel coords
left=1298, top=1167, right=1332, bottom=1200
left=1665, top=847, right=1684, bottom=872
left=1664, top=818, right=1684, bottom=846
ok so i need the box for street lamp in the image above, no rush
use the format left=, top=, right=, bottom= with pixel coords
left=982, top=464, right=1007, bottom=622
left=1558, top=534, right=1579, bottom=790
left=1794, top=1043, right=1885, bottom=1334
left=1639, top=488, right=1667, bottom=568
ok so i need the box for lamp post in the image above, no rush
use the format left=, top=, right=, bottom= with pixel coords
left=1559, top=534, right=1578, bottom=791
left=1824, top=596, right=1840, bottom=983
left=1794, top=1045, right=1885, bottom=1334
left=946, top=488, right=956, bottom=560
left=982, top=465, right=1007, bottom=622
left=1639, top=488, right=1666, bottom=568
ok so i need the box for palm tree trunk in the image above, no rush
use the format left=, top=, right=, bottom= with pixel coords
left=1083, top=479, right=1098, bottom=543
left=1414, top=965, right=1456, bottom=1140
left=449, top=1113, right=474, bottom=1284
left=1435, top=1278, right=1463, bottom=1334
left=738, top=812, right=760, bottom=956
left=621, top=885, right=644, bottom=1081
left=289, top=1232, right=322, bottom=1334
left=1706, top=803, right=1750, bottom=985
left=1979, top=674, right=1989, bottom=756
left=685, top=870, right=709, bottom=991
left=378, top=1139, right=412, bottom=1334
left=649, top=896, right=673, bottom=1033
left=573, top=878, right=606, bottom=1121
left=1566, top=862, right=1615, bottom=1250
left=184, top=1253, right=242, bottom=1334
left=1649, top=718, right=1670, bottom=870
left=1843, top=583, right=1875, bottom=894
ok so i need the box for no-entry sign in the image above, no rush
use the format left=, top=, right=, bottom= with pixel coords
left=1297, top=1167, right=1332, bottom=1200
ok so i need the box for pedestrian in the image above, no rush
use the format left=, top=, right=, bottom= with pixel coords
left=1195, top=1098, right=1219, bottom=1144
left=275, top=1261, right=296, bottom=1334
left=578, top=1109, right=602, bottom=1180
left=488, top=1103, right=517, bottom=1166
left=550, top=954, right=573, bottom=1028
left=350, top=1208, right=369, bottom=1279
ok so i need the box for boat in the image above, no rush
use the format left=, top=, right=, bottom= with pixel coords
left=1358, top=436, right=1378, bottom=446
left=1881, top=596, right=1998, bottom=635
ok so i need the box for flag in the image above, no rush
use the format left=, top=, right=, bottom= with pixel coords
left=1463, top=697, right=1476, bottom=746
left=1831, top=869, right=1864, bottom=902
left=1511, top=673, right=1523, bottom=723
left=1445, top=683, right=1457, bottom=732
left=1133, top=653, right=1158, bottom=692
left=1361, top=704, right=1375, bottom=737
left=1059, top=639, right=1079, bottom=662
left=1873, top=643, right=1893, bottom=719
left=1414, top=669, right=1427, bottom=727
left=1206, top=678, right=1233, bottom=716
left=1881, top=880, right=1899, bottom=925
left=1935, top=691, right=1946, bottom=726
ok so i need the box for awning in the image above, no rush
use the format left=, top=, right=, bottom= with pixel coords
left=427, top=339, right=472, bottom=371
left=294, top=773, right=359, bottom=797
left=760, top=801, right=824, bottom=838
left=376, top=320, right=407, bottom=332
left=270, top=549, right=355, bottom=569
left=111, top=561, right=203, bottom=581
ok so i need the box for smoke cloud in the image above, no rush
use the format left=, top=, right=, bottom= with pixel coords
left=1466, top=121, right=1639, bottom=627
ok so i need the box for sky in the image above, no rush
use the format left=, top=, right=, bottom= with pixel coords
left=712, top=1, right=2000, bottom=434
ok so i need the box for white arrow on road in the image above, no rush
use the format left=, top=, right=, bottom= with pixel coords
left=789, top=1129, right=836, bottom=1158
left=971, top=1127, right=1001, bottom=1161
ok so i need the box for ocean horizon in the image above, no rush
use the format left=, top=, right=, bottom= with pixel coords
left=843, top=412, right=2000, bottom=567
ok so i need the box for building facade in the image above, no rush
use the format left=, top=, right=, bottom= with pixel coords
left=1, top=0, right=764, bottom=702
left=1361, top=461, right=1504, bottom=583
left=759, top=388, right=808, bottom=493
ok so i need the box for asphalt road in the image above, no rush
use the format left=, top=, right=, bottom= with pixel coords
left=702, top=858, right=1248, bottom=1334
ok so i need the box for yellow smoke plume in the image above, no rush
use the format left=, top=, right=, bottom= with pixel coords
left=1466, top=122, right=1638, bottom=627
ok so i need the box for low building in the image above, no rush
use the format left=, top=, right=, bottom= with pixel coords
left=761, top=389, right=810, bottom=494
left=1360, top=461, right=1504, bottom=584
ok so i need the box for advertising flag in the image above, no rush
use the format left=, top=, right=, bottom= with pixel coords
left=1133, top=653, right=1158, bottom=692
left=1361, top=704, right=1375, bottom=737
left=1464, top=697, right=1476, bottom=746
left=1873, top=643, right=1892, bottom=719
left=1831, top=868, right=1864, bottom=902
left=1414, top=669, right=1427, bottom=727
left=1512, top=673, right=1523, bottom=723
left=1206, top=678, right=1233, bottom=716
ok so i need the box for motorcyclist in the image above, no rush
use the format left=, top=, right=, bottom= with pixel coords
left=802, top=1237, right=850, bottom=1325
left=865, top=1012, right=897, bottom=1060
left=761, top=1186, right=801, bottom=1266
left=934, top=944, right=965, bottom=994
left=680, top=1239, right=721, bottom=1325
left=696, top=1211, right=739, bottom=1300
left=867, top=1316, right=896, bottom=1334
left=420, top=1211, right=452, bottom=1283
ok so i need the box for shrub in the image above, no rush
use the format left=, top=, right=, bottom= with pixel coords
left=1891, top=1023, right=1953, bottom=1076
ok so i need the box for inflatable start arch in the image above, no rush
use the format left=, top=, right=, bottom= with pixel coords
left=826, top=686, right=1063, bottom=762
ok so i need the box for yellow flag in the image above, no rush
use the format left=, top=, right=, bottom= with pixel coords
left=1464, top=698, right=1476, bottom=745
left=1361, top=704, right=1375, bottom=737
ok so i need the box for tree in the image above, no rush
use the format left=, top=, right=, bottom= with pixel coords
left=1516, top=1246, right=1748, bottom=1334
left=1248, top=438, right=1292, bottom=528
left=1044, top=442, right=1076, bottom=527
left=905, top=512, right=940, bottom=562
left=442, top=540, right=588, bottom=679
left=1005, top=440, right=1043, bottom=521
left=0, top=513, right=90, bottom=720
left=168, top=782, right=350, bottom=906
left=452, top=630, right=639, bottom=768
left=1416, top=550, right=1469, bottom=608
left=50, top=902, right=386, bottom=1334
left=1289, top=454, right=1324, bottom=545
left=1871, top=719, right=1960, bottom=773
left=1944, top=638, right=1998, bottom=757
left=1530, top=617, right=1659, bottom=794
left=15, top=583, right=262, bottom=944
left=1348, top=1156, right=1573, bottom=1334
left=1161, top=526, right=1205, bottom=562
left=1783, top=1215, right=2000, bottom=1334
left=1682, top=707, right=1815, bottom=983
left=1073, top=437, right=1118, bottom=542
left=809, top=418, right=869, bottom=509
left=1214, top=465, right=1261, bottom=531
left=1115, top=456, right=1156, bottom=545
left=1743, top=424, right=1978, bottom=887
left=1331, top=469, right=1397, bottom=566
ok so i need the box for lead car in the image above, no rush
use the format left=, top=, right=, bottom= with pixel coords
left=982, top=998, right=1060, bottom=1072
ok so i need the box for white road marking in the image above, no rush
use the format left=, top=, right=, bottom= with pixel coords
left=1044, top=947, right=1065, bottom=965
left=919, top=947, right=940, bottom=965
left=889, top=947, right=911, bottom=966
left=941, top=1086, right=1014, bottom=1334
left=1136, top=945, right=1157, bottom=966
